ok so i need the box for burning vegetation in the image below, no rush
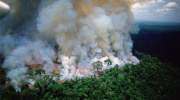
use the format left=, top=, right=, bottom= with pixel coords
left=0, top=0, right=142, bottom=91
left=0, top=55, right=179, bottom=99
left=0, top=0, right=180, bottom=99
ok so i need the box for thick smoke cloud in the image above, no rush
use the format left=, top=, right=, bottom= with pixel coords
left=37, top=0, right=138, bottom=63
left=0, top=0, right=141, bottom=91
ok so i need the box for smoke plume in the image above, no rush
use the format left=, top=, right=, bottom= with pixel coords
left=0, top=0, right=140, bottom=91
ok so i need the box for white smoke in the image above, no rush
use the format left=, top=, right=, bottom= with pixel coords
left=2, top=41, right=56, bottom=91
left=37, top=0, right=139, bottom=66
left=0, top=35, right=30, bottom=56
left=1, top=0, right=141, bottom=91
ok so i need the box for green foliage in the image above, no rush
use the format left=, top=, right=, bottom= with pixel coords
left=1, top=55, right=180, bottom=100
left=105, top=59, right=112, bottom=66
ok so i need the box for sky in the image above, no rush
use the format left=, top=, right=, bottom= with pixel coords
left=1, top=0, right=179, bottom=23
left=131, top=0, right=180, bottom=23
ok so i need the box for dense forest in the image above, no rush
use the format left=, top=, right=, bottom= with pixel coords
left=0, top=54, right=180, bottom=100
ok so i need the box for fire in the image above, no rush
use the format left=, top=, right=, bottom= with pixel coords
left=1, top=0, right=140, bottom=91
